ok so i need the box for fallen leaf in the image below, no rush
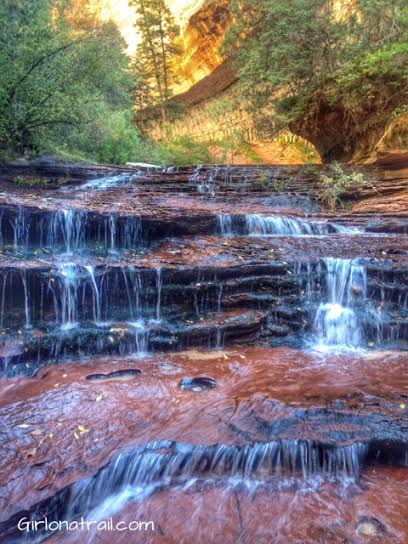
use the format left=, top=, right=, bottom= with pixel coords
left=31, top=429, right=44, bottom=436
left=78, top=425, right=90, bottom=434
left=17, top=424, right=31, bottom=429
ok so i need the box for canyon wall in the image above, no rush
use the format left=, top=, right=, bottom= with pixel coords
left=172, top=0, right=231, bottom=94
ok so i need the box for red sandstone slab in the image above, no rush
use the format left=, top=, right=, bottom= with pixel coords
left=47, top=466, right=408, bottom=544
left=0, top=347, right=407, bottom=523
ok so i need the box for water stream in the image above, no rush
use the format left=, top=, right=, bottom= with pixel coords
left=0, top=166, right=407, bottom=543
left=313, top=258, right=367, bottom=351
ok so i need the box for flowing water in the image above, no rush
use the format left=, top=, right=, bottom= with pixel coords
left=313, top=258, right=368, bottom=351
left=0, top=164, right=407, bottom=543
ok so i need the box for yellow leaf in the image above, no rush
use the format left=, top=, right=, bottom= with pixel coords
left=48, top=434, right=54, bottom=439
left=400, top=403, right=406, bottom=410
left=78, top=425, right=90, bottom=434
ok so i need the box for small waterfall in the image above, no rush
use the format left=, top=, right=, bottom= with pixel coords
left=156, top=267, right=162, bottom=320
left=20, top=270, right=31, bottom=329
left=12, top=207, right=29, bottom=251
left=246, top=214, right=328, bottom=236
left=60, top=439, right=367, bottom=524
left=313, top=258, right=367, bottom=351
left=58, top=209, right=87, bottom=254
left=190, top=165, right=217, bottom=195
left=84, top=266, right=102, bottom=324
left=109, top=214, right=117, bottom=251
left=122, top=266, right=142, bottom=321
left=77, top=173, right=134, bottom=191
left=127, top=320, right=150, bottom=354
left=3, top=207, right=142, bottom=254
left=218, top=214, right=233, bottom=236
left=54, top=263, right=81, bottom=328
left=217, top=214, right=362, bottom=237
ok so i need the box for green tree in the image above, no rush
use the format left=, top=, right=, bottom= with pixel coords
left=0, top=0, right=138, bottom=163
left=131, top=0, right=180, bottom=122
left=225, top=0, right=408, bottom=161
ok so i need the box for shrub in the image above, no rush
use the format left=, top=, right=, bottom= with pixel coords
left=319, top=162, right=367, bottom=210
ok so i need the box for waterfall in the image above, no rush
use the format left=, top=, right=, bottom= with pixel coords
left=20, top=270, right=31, bottom=329
left=84, top=266, right=102, bottom=324
left=246, top=214, right=325, bottom=236
left=58, top=439, right=367, bottom=525
left=54, top=263, right=81, bottom=329
left=12, top=207, right=29, bottom=251
left=3, top=207, right=143, bottom=255
left=218, top=214, right=233, bottom=236
left=156, top=268, right=162, bottom=320
left=313, top=258, right=367, bottom=351
left=109, top=214, right=117, bottom=251
left=218, top=214, right=362, bottom=237
left=77, top=173, right=134, bottom=191
left=190, top=165, right=217, bottom=195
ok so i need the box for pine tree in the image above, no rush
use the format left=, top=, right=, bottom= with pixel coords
left=131, top=0, right=180, bottom=122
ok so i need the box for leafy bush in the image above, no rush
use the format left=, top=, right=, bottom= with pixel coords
left=319, top=162, right=367, bottom=210
left=0, top=0, right=135, bottom=163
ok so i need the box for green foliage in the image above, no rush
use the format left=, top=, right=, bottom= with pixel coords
left=144, top=136, right=213, bottom=166
left=226, top=0, right=408, bottom=138
left=0, top=0, right=138, bottom=164
left=216, top=130, right=262, bottom=163
left=319, top=162, right=367, bottom=210
left=13, top=176, right=54, bottom=188
left=207, top=98, right=238, bottom=121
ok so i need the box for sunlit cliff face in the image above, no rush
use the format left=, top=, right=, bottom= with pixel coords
left=98, top=0, right=227, bottom=94
left=99, top=0, right=206, bottom=55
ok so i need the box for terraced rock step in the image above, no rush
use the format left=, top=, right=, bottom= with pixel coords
left=1, top=161, right=408, bottom=542
left=41, top=467, right=408, bottom=544
left=1, top=310, right=268, bottom=373
left=3, top=246, right=408, bottom=373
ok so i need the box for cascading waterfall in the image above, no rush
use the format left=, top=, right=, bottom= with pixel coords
left=246, top=214, right=328, bottom=236
left=60, top=439, right=367, bottom=524
left=20, top=270, right=31, bottom=329
left=51, top=209, right=87, bottom=254
left=84, top=266, right=102, bottom=324
left=3, top=207, right=142, bottom=254
left=313, top=258, right=367, bottom=351
left=156, top=267, right=162, bottom=320
left=77, top=173, right=134, bottom=191
left=190, top=165, right=218, bottom=195
left=58, top=263, right=79, bottom=328
left=218, top=213, right=362, bottom=237
left=12, top=207, right=29, bottom=251
left=218, top=214, right=233, bottom=236
left=109, top=214, right=117, bottom=251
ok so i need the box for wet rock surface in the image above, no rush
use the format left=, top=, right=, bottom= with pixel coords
left=0, top=347, right=407, bottom=538
left=0, top=162, right=407, bottom=542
